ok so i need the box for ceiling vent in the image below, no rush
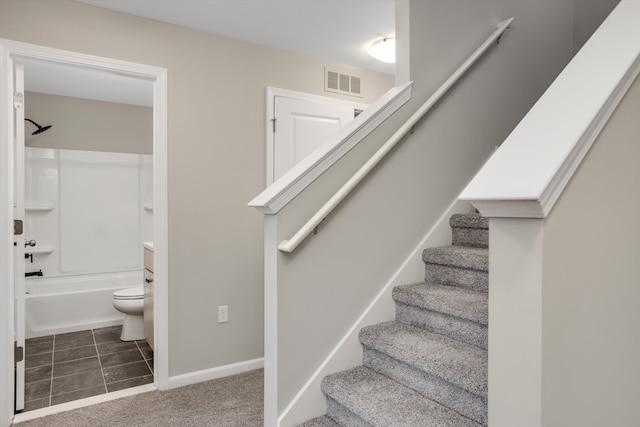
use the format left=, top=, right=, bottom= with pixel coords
left=325, top=68, right=362, bottom=97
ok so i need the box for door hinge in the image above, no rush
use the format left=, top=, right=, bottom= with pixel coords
left=13, top=92, right=24, bottom=109
left=271, top=117, right=276, bottom=133
left=14, top=219, right=23, bottom=235
left=14, top=342, right=24, bottom=363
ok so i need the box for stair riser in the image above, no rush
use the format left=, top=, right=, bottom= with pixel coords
left=449, top=214, right=489, bottom=231
left=425, top=264, right=488, bottom=291
left=326, top=397, right=372, bottom=427
left=363, top=348, right=487, bottom=425
left=395, top=302, right=487, bottom=350
left=423, top=248, right=488, bottom=272
left=452, top=227, right=488, bottom=248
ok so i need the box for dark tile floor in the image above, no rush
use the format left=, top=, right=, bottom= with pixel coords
left=23, top=325, right=153, bottom=412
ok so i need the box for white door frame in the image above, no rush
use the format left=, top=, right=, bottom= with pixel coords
left=0, top=39, right=169, bottom=427
left=265, top=87, right=368, bottom=186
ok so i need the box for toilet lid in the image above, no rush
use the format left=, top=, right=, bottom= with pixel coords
left=113, top=286, right=144, bottom=300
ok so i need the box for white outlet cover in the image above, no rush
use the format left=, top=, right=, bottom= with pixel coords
left=218, top=305, right=228, bottom=323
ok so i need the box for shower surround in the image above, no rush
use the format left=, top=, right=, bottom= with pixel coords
left=24, top=147, right=153, bottom=338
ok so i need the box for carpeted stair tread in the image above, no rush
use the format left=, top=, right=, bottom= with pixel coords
left=393, top=283, right=488, bottom=325
left=423, top=246, right=488, bottom=271
left=449, top=213, right=488, bottom=229
left=299, top=415, right=341, bottom=427
left=322, top=366, right=481, bottom=426
left=360, top=321, right=487, bottom=398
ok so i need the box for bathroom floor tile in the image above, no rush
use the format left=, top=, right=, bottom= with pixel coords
left=103, top=361, right=152, bottom=384
left=106, top=374, right=153, bottom=392
left=25, top=351, right=53, bottom=369
left=93, top=326, right=122, bottom=344
left=136, top=340, right=153, bottom=360
left=26, top=335, right=53, bottom=346
left=50, top=385, right=106, bottom=406
left=21, top=327, right=154, bottom=413
left=54, top=330, right=95, bottom=350
left=25, top=336, right=54, bottom=355
left=23, top=397, right=49, bottom=412
left=24, top=379, right=51, bottom=402
left=97, top=340, right=137, bottom=356
left=25, top=365, right=53, bottom=384
left=99, top=349, right=144, bottom=368
left=53, top=356, right=101, bottom=378
left=51, top=369, right=104, bottom=396
left=146, top=358, right=154, bottom=373
left=54, top=344, right=97, bottom=364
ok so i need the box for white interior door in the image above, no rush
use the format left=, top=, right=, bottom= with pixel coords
left=270, top=93, right=364, bottom=184
left=13, top=63, right=26, bottom=412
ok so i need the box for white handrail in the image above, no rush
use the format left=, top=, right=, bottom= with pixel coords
left=278, top=18, right=514, bottom=253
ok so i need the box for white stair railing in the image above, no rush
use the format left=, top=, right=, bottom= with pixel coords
left=278, top=17, right=514, bottom=253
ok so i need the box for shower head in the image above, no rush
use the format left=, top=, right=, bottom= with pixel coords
left=25, top=118, right=52, bottom=135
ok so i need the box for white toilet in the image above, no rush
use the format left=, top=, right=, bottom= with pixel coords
left=112, top=286, right=145, bottom=341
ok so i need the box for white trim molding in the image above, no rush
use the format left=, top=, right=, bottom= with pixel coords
left=0, top=39, right=168, bottom=427
left=249, top=82, right=412, bottom=215
left=166, top=358, right=264, bottom=390
left=460, top=2, right=640, bottom=219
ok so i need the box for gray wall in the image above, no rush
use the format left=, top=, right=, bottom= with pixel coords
left=25, top=92, right=152, bottom=154
left=0, top=0, right=394, bottom=377
left=541, top=75, right=640, bottom=425
left=572, top=0, right=621, bottom=52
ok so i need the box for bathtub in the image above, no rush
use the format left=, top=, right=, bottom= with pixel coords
left=25, top=270, right=143, bottom=338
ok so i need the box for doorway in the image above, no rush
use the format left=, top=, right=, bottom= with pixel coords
left=265, top=87, right=369, bottom=185
left=0, top=39, right=168, bottom=426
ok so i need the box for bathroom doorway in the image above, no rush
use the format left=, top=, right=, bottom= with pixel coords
left=0, top=39, right=168, bottom=425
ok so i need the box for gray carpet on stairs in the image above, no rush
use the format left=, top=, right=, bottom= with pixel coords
left=299, top=213, right=489, bottom=426
left=362, top=348, right=487, bottom=424
left=359, top=322, right=487, bottom=398
left=450, top=213, right=489, bottom=249
left=393, top=283, right=488, bottom=325
left=424, top=263, right=488, bottom=292
left=395, top=301, right=488, bottom=350
left=13, top=369, right=263, bottom=427
left=449, top=213, right=489, bottom=230
left=321, top=367, right=481, bottom=427
left=301, top=415, right=342, bottom=427
left=422, top=246, right=488, bottom=272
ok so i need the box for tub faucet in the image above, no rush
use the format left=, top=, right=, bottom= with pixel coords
left=25, top=270, right=43, bottom=278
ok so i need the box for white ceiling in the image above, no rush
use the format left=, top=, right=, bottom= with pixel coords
left=23, top=0, right=395, bottom=107
left=76, top=0, right=396, bottom=74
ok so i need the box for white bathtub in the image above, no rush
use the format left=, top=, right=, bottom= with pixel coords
left=25, top=270, right=143, bottom=338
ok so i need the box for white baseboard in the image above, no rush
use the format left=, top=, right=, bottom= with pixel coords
left=278, top=199, right=474, bottom=427
left=167, top=357, right=264, bottom=390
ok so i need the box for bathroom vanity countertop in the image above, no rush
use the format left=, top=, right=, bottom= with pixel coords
left=142, top=241, right=154, bottom=251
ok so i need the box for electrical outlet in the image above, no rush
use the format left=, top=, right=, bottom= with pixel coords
left=218, top=305, right=228, bottom=323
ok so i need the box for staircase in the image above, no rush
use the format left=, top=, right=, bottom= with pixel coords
left=301, top=213, right=489, bottom=426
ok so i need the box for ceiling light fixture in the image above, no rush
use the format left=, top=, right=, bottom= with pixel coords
left=368, top=37, right=396, bottom=64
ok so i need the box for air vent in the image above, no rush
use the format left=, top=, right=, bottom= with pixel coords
left=325, top=68, right=362, bottom=97
left=327, top=71, right=339, bottom=91
left=350, top=76, right=361, bottom=95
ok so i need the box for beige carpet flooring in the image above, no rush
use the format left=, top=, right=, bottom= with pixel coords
left=13, top=369, right=263, bottom=427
